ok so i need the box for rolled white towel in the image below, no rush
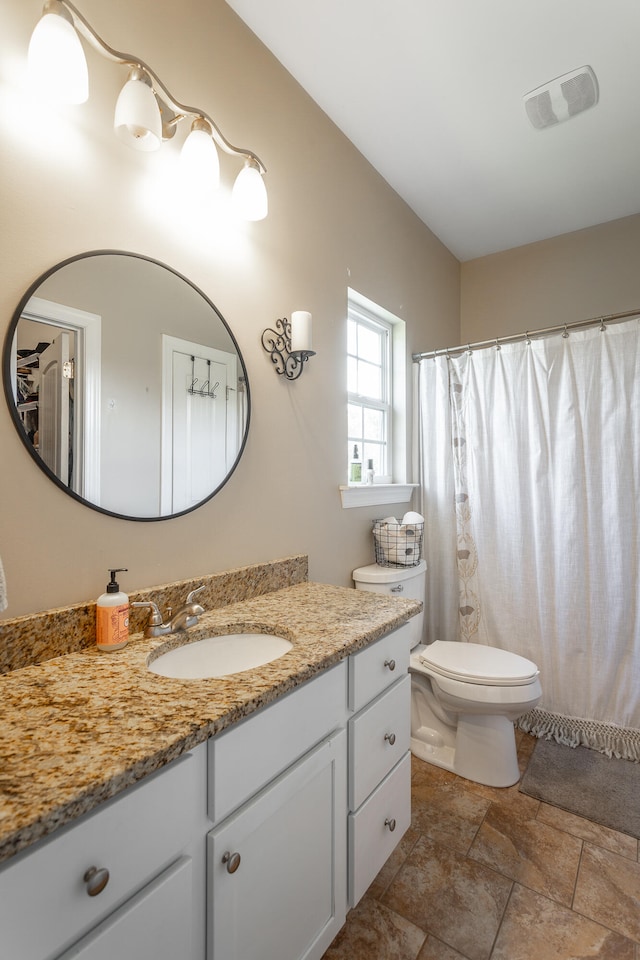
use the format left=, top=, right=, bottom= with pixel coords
left=402, top=511, right=424, bottom=525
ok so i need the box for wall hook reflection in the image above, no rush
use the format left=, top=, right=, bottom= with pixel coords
left=187, top=356, right=219, bottom=398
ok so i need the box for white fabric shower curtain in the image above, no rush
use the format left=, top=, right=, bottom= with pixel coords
left=416, top=318, right=640, bottom=760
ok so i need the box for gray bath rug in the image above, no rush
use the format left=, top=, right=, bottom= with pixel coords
left=519, top=737, right=640, bottom=839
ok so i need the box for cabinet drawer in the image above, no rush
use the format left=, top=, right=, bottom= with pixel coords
left=0, top=746, right=204, bottom=960
left=349, top=674, right=410, bottom=811
left=348, top=751, right=411, bottom=908
left=57, top=856, right=192, bottom=960
left=348, top=623, right=411, bottom=713
left=209, top=661, right=347, bottom=824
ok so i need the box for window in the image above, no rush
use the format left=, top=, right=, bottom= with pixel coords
left=347, top=297, right=393, bottom=483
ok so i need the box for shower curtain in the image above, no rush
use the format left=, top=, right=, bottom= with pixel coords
left=416, top=318, right=640, bottom=761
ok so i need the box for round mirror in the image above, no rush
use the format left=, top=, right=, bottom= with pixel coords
left=2, top=251, right=250, bottom=520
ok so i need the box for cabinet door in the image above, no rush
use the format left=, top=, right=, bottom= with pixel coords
left=209, top=729, right=346, bottom=960
left=58, top=857, right=192, bottom=960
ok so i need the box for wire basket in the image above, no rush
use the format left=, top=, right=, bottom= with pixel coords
left=373, top=519, right=424, bottom=567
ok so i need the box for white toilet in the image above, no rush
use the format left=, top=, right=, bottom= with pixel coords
left=352, top=561, right=542, bottom=787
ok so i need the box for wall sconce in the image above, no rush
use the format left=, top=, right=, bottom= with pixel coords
left=262, top=312, right=315, bottom=380
left=27, top=0, right=268, bottom=220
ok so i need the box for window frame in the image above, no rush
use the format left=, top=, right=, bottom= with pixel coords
left=347, top=300, right=394, bottom=484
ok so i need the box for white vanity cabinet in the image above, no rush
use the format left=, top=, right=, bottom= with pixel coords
left=0, top=618, right=416, bottom=960
left=0, top=742, right=209, bottom=960
left=347, top=622, right=412, bottom=906
left=206, top=662, right=348, bottom=960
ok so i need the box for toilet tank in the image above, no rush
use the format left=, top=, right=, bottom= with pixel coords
left=352, top=559, right=426, bottom=649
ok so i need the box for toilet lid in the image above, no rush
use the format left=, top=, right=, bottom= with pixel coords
left=417, top=641, right=539, bottom=686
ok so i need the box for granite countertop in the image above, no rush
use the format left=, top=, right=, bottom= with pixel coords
left=0, top=579, right=420, bottom=866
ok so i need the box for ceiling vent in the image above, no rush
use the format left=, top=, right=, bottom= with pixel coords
left=524, top=66, right=599, bottom=129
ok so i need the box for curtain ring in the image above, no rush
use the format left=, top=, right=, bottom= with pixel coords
left=495, top=338, right=501, bottom=351
left=525, top=331, right=531, bottom=345
left=467, top=343, right=472, bottom=355
left=562, top=325, right=569, bottom=338
left=600, top=318, right=607, bottom=332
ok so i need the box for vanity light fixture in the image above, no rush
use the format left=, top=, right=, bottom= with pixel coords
left=27, top=0, right=268, bottom=220
left=181, top=118, right=220, bottom=194
left=113, top=67, right=162, bottom=152
left=261, top=312, right=315, bottom=380
left=27, top=0, right=88, bottom=104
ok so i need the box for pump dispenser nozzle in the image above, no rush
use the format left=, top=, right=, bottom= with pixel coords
left=106, top=568, right=128, bottom=593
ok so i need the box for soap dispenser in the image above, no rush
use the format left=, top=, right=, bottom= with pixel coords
left=96, top=568, right=129, bottom=652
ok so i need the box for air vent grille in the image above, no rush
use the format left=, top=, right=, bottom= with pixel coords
left=524, top=66, right=599, bottom=129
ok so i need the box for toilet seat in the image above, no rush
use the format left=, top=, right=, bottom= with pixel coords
left=416, top=641, right=539, bottom=686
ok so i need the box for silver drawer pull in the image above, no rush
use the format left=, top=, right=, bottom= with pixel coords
left=384, top=658, right=396, bottom=671
left=390, top=585, right=404, bottom=593
left=384, top=732, right=396, bottom=746
left=83, top=866, right=110, bottom=896
left=222, top=851, right=241, bottom=874
left=385, top=818, right=397, bottom=832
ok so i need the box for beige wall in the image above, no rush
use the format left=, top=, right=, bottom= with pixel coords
left=0, top=0, right=460, bottom=617
left=461, top=213, right=640, bottom=343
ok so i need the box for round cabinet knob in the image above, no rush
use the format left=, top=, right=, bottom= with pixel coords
left=385, top=818, right=397, bottom=832
left=222, top=851, right=241, bottom=874
left=384, top=658, right=396, bottom=672
left=83, top=866, right=110, bottom=896
left=384, top=732, right=397, bottom=746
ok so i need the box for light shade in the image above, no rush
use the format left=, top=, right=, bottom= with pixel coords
left=231, top=160, right=268, bottom=221
left=180, top=118, right=220, bottom=195
left=114, top=69, right=162, bottom=152
left=28, top=4, right=89, bottom=104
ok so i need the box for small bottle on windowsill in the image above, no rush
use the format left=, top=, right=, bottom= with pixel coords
left=349, top=445, right=362, bottom=483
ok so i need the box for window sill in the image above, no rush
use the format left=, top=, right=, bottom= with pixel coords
left=339, top=484, right=418, bottom=509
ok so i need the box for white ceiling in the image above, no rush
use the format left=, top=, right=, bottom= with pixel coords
left=226, top=0, right=640, bottom=261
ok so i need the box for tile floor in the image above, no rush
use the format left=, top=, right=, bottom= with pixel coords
left=323, top=731, right=640, bottom=960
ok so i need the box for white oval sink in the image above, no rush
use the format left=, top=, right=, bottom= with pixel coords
left=148, top=632, right=293, bottom=679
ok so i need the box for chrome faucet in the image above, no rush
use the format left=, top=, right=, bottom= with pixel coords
left=132, top=585, right=206, bottom=638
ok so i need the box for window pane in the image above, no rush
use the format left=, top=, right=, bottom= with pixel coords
left=348, top=403, right=363, bottom=437
left=358, top=325, right=381, bottom=364
left=363, top=407, right=383, bottom=441
left=347, top=356, right=358, bottom=393
left=362, top=444, right=384, bottom=477
left=358, top=359, right=381, bottom=399
left=347, top=319, right=357, bottom=354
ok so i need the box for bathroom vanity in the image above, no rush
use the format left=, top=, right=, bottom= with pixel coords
left=0, top=561, right=420, bottom=960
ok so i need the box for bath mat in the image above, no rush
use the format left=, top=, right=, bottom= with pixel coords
left=519, top=737, right=640, bottom=839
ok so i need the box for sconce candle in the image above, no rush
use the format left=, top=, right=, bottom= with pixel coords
left=291, top=311, right=313, bottom=353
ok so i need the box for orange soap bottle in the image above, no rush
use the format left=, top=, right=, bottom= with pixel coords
left=96, top=568, right=129, bottom=652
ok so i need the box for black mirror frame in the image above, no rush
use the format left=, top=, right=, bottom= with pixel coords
left=2, top=250, right=251, bottom=522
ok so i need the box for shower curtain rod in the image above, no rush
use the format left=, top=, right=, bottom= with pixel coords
left=412, top=307, right=640, bottom=362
